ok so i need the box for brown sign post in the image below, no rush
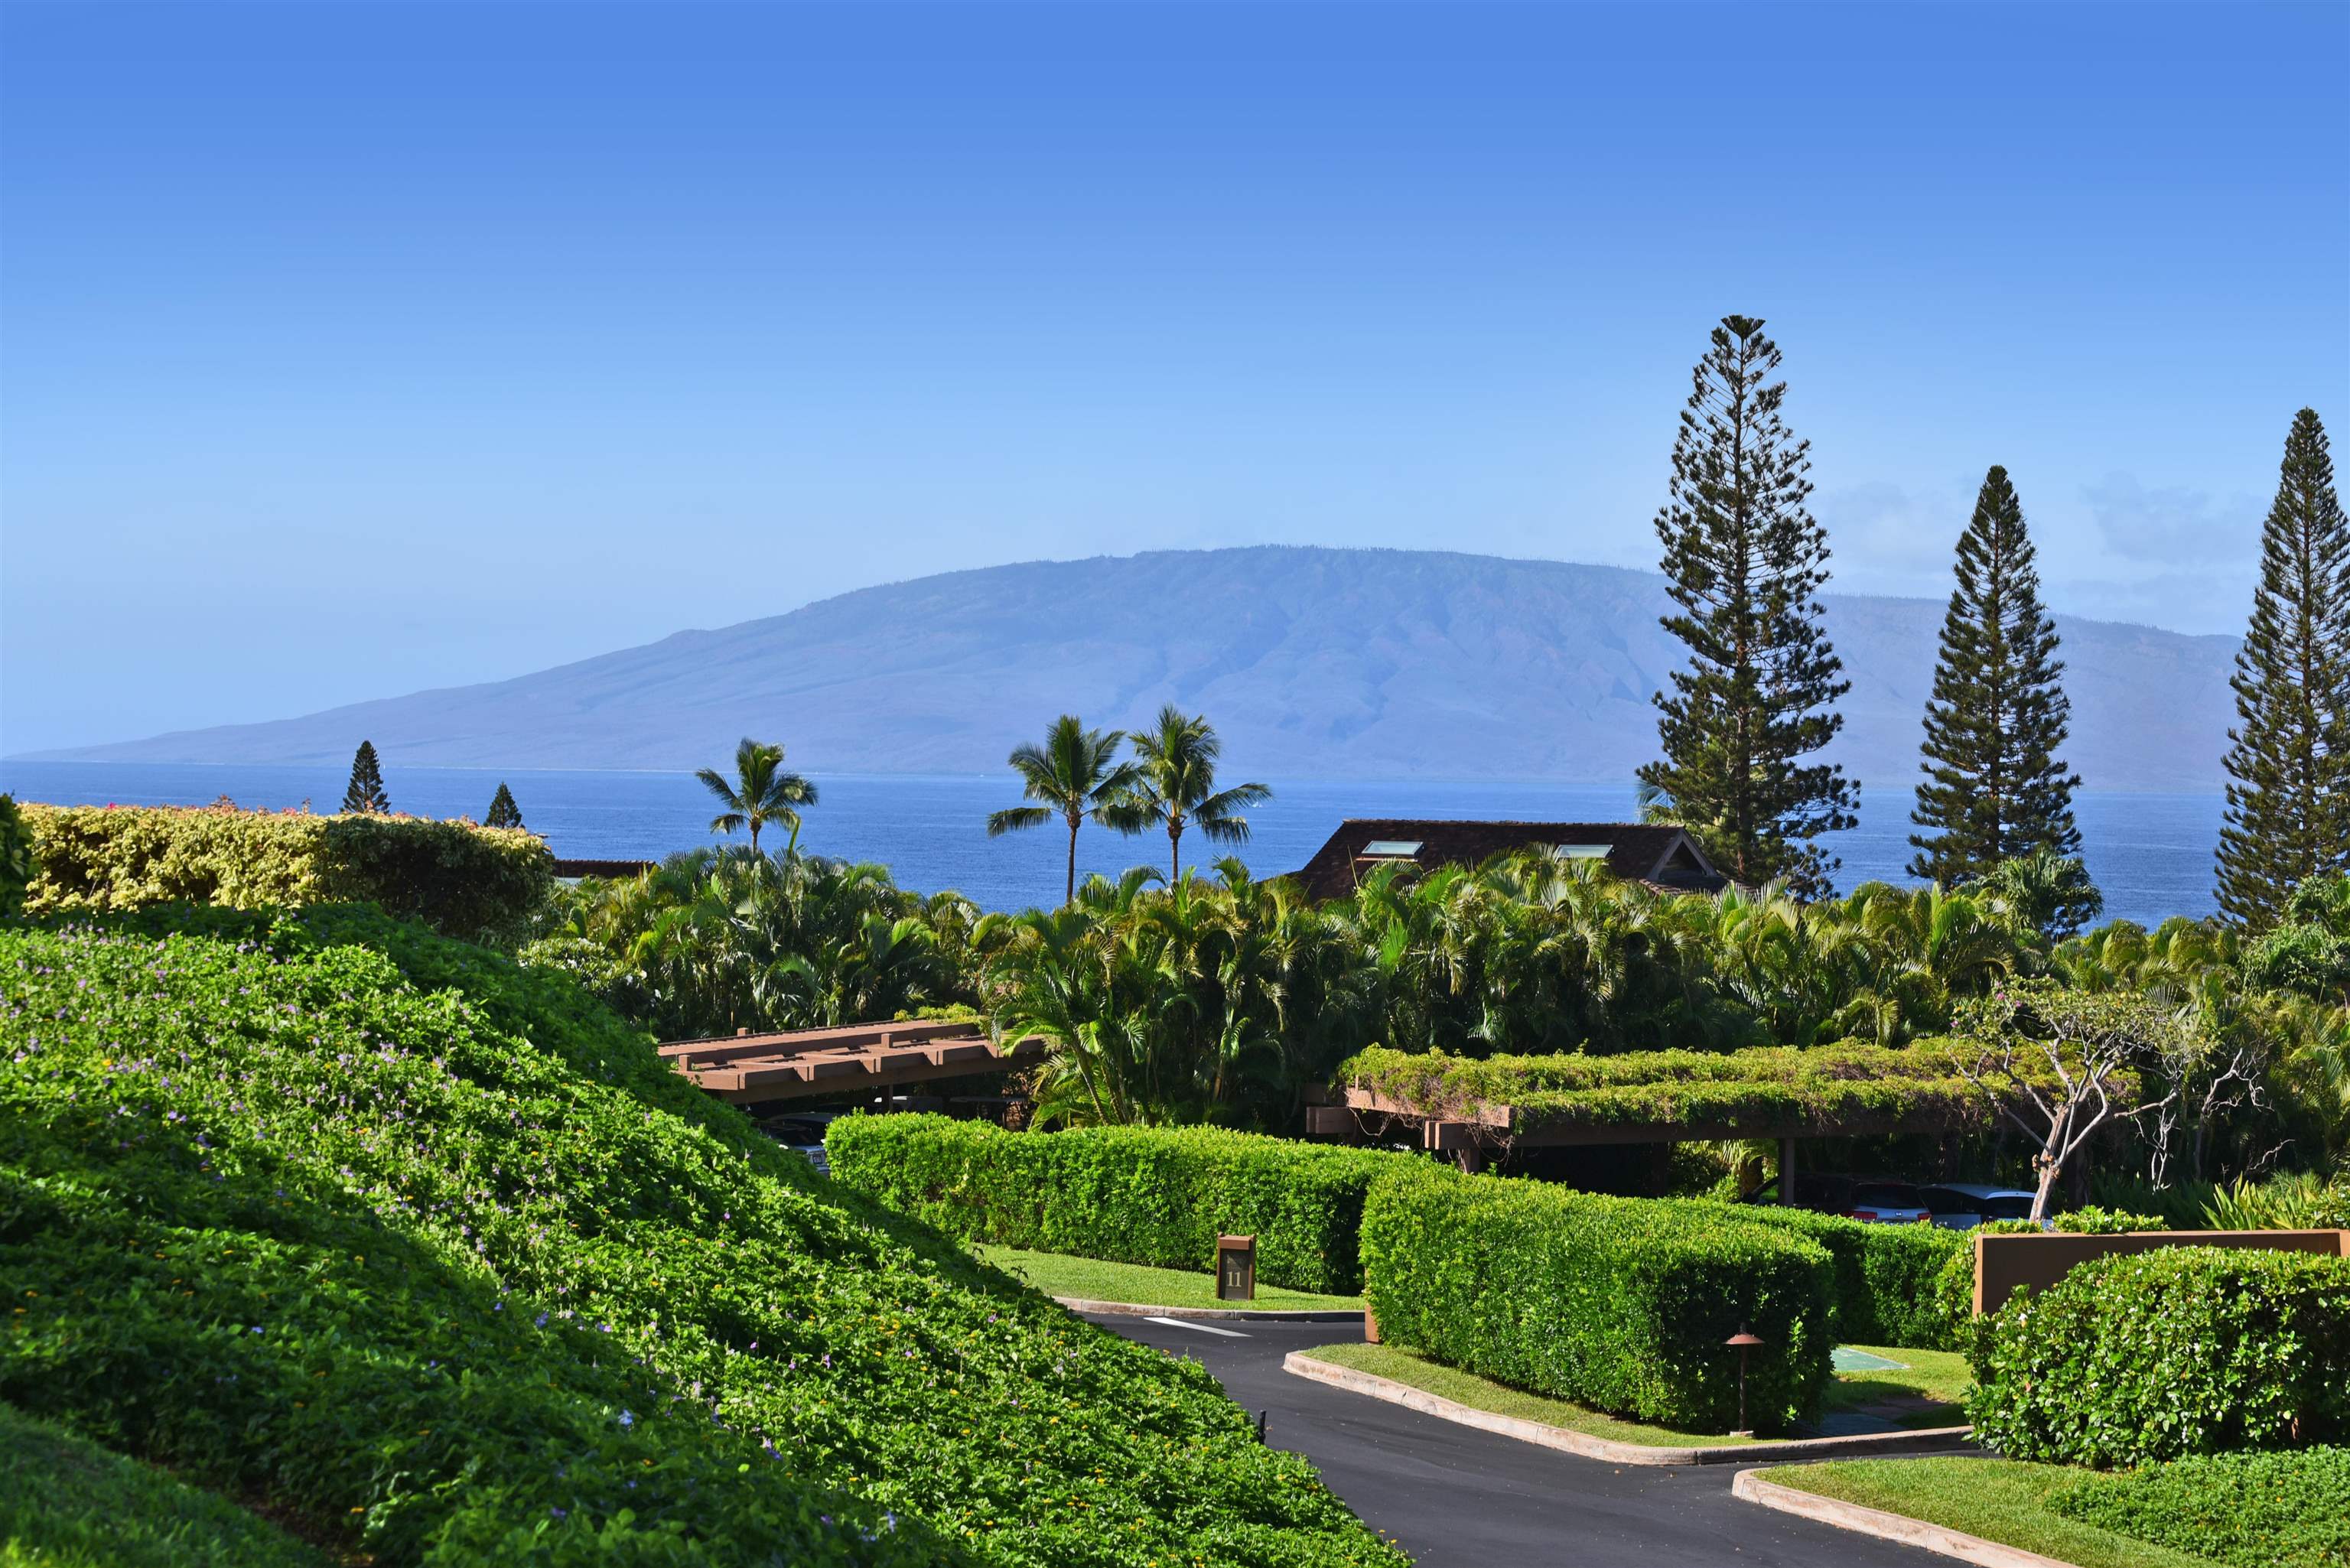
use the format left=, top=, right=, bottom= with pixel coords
left=1216, top=1235, right=1257, bottom=1302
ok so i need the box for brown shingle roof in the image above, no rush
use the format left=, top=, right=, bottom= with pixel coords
left=1280, top=818, right=1723, bottom=903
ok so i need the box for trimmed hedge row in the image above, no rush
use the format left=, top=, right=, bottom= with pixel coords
left=826, top=1114, right=1400, bottom=1295
left=1698, top=1201, right=1967, bottom=1348
left=1968, top=1247, right=2350, bottom=1466
left=1360, top=1165, right=1835, bottom=1433
left=20, top=802, right=552, bottom=945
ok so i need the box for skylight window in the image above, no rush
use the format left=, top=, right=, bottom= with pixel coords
left=1360, top=840, right=1423, bottom=857
left=1555, top=844, right=1611, bottom=859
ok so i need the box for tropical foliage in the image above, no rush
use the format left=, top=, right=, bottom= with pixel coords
left=985, top=714, right=1141, bottom=907
left=1114, top=704, right=1271, bottom=883
left=698, top=735, right=819, bottom=857
left=527, top=847, right=974, bottom=1039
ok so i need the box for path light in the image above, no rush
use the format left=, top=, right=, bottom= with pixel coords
left=1724, top=1326, right=1764, bottom=1438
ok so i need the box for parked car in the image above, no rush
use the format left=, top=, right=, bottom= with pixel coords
left=1918, top=1183, right=2037, bottom=1229
left=1733, top=1173, right=1932, bottom=1223
left=760, top=1112, right=835, bottom=1175
left=1837, top=1181, right=1932, bottom=1224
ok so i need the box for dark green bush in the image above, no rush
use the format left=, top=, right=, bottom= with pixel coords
left=2049, top=1446, right=2350, bottom=1568
left=1360, top=1165, right=1835, bottom=1433
left=828, top=1113, right=1401, bottom=1294
left=20, top=802, right=552, bottom=945
left=2, top=907, right=1397, bottom=1568
left=1702, top=1203, right=1968, bottom=1348
left=0, top=1400, right=334, bottom=1568
left=0, top=795, right=32, bottom=920
left=1968, top=1247, right=2350, bottom=1466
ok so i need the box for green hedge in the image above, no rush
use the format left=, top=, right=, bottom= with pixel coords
left=1699, top=1202, right=1968, bottom=1348
left=827, top=1114, right=1399, bottom=1294
left=20, top=802, right=552, bottom=945
left=2049, top=1446, right=2350, bottom=1568
left=1968, top=1247, right=2350, bottom=1466
left=1360, top=1165, right=1835, bottom=1433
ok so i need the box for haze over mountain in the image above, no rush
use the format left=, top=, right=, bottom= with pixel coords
left=30, top=548, right=2238, bottom=792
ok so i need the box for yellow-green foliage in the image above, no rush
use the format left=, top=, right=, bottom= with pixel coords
left=1338, top=1042, right=2019, bottom=1136
left=20, top=802, right=552, bottom=945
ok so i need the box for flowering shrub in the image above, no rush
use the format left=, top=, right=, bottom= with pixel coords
left=18, top=802, right=552, bottom=945
left=0, top=907, right=1398, bottom=1568
left=1361, top=1164, right=1835, bottom=1433
left=1967, top=1247, right=2350, bottom=1466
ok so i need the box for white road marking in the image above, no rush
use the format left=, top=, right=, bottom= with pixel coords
left=1143, top=1316, right=1250, bottom=1338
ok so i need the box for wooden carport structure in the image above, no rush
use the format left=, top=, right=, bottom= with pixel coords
left=662, top=1020, right=1044, bottom=1106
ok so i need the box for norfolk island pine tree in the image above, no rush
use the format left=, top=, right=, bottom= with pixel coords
left=2216, top=409, right=2350, bottom=930
left=341, top=740, right=389, bottom=815
left=485, top=781, right=524, bottom=828
left=1909, top=467, right=2086, bottom=903
left=1638, top=315, right=1856, bottom=898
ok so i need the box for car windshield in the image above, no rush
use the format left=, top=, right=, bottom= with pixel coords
left=1851, top=1184, right=1919, bottom=1209
left=1982, top=1194, right=2035, bottom=1219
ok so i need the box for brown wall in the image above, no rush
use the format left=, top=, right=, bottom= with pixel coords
left=1974, top=1228, right=2350, bottom=1315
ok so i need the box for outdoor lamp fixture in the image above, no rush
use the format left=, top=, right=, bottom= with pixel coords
left=1724, top=1326, right=1765, bottom=1438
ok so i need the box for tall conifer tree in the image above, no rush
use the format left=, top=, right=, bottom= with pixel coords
left=485, top=781, right=523, bottom=828
left=1909, top=466, right=2081, bottom=885
left=342, top=741, right=390, bottom=815
left=2216, top=408, right=2350, bottom=929
left=1639, top=315, right=1856, bottom=897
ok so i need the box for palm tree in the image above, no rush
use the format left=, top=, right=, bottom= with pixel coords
left=1115, top=705, right=1271, bottom=883
left=696, top=737, right=819, bottom=857
left=987, top=715, right=1143, bottom=907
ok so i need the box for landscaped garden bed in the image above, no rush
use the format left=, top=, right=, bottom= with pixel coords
left=0, top=906, right=1401, bottom=1568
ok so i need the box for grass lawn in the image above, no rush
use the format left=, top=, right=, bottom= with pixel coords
left=1298, top=1342, right=1775, bottom=1449
left=978, top=1246, right=1368, bottom=1313
left=1754, top=1458, right=2221, bottom=1568
left=1820, top=1343, right=1971, bottom=1429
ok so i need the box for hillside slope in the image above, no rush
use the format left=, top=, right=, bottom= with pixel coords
left=32, top=547, right=2239, bottom=791
left=0, top=906, right=1398, bottom=1568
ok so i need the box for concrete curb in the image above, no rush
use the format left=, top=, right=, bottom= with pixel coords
left=1731, top=1469, right=2081, bottom=1567
left=1060, top=1296, right=1366, bottom=1323
left=1284, top=1352, right=1976, bottom=1468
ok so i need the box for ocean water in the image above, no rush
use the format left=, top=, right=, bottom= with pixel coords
left=0, top=760, right=2225, bottom=928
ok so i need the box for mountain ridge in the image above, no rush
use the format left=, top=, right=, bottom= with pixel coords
left=24, top=545, right=2241, bottom=792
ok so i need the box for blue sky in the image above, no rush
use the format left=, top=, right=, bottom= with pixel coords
left=3, top=0, right=2345, bottom=756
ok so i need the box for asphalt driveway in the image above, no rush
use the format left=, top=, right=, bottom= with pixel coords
left=1090, top=1313, right=1946, bottom=1568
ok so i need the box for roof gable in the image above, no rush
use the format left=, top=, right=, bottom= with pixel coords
left=1281, top=818, right=1723, bottom=902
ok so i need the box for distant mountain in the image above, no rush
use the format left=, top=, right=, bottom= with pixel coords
left=27, top=547, right=2240, bottom=792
